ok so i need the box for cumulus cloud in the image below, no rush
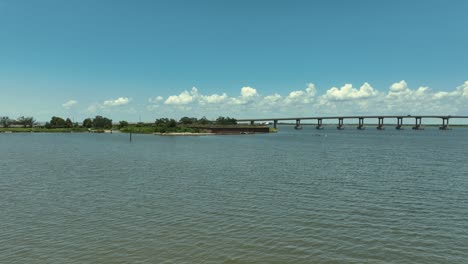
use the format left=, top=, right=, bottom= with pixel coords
left=389, top=80, right=409, bottom=94
left=433, top=81, right=468, bottom=99
left=457, top=81, right=468, bottom=97
left=240, top=86, right=258, bottom=97
left=149, top=96, right=164, bottom=103
left=285, top=90, right=306, bottom=103
left=165, top=87, right=198, bottom=105
left=263, top=93, right=282, bottom=104
left=324, top=82, right=378, bottom=101
left=103, top=97, right=130, bottom=107
left=62, top=100, right=78, bottom=109
left=146, top=81, right=468, bottom=118
left=306, top=83, right=317, bottom=96
left=200, top=93, right=228, bottom=104
left=230, top=86, right=259, bottom=105
left=281, top=83, right=317, bottom=105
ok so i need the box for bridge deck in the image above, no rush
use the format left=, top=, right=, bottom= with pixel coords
left=237, top=115, right=468, bottom=122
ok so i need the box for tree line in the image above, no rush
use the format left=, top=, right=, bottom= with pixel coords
left=45, top=116, right=113, bottom=129
left=1, top=115, right=237, bottom=129
left=114, top=116, right=237, bottom=128
left=169, top=116, right=237, bottom=126
left=0, top=116, right=35, bottom=128
left=0, top=115, right=112, bottom=129
left=119, top=116, right=238, bottom=134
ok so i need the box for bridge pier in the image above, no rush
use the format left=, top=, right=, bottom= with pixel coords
left=250, top=120, right=255, bottom=125
left=316, top=118, right=323, bottom=129
left=439, top=118, right=449, bottom=130
left=377, top=117, right=384, bottom=130
left=294, top=119, right=302, bottom=130
left=273, top=120, right=278, bottom=129
left=337, top=118, right=344, bottom=130
left=357, top=118, right=365, bottom=130
left=294, top=119, right=302, bottom=129
left=412, top=117, right=423, bottom=130
left=396, top=117, right=403, bottom=130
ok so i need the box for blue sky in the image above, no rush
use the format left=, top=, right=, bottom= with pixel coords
left=1, top=0, right=467, bottom=122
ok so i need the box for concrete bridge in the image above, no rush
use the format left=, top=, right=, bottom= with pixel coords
left=237, top=115, right=468, bottom=130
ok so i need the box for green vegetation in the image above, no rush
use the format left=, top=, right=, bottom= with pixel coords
left=92, top=116, right=112, bottom=129
left=1, top=116, right=35, bottom=128
left=0, top=127, right=88, bottom=133
left=215, top=116, right=237, bottom=125
left=118, top=116, right=242, bottom=134
left=119, top=126, right=155, bottom=134
left=118, top=120, right=129, bottom=129
left=0, top=115, right=114, bottom=132
left=119, top=118, right=201, bottom=134
left=0, top=115, right=274, bottom=135
left=83, top=118, right=93, bottom=128
left=17, top=116, right=36, bottom=128
left=0, top=116, right=13, bottom=128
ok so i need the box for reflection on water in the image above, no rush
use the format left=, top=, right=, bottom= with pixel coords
left=1, top=127, right=468, bottom=263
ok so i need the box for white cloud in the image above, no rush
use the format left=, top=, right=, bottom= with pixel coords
left=305, top=83, right=317, bottom=96
left=285, top=90, right=305, bottom=103
left=324, top=82, right=378, bottom=101
left=200, top=93, right=228, bottom=104
left=149, top=96, right=164, bottom=103
left=142, top=81, right=468, bottom=118
left=263, top=93, right=282, bottom=104
left=457, top=81, right=468, bottom=97
left=164, top=87, right=198, bottom=105
left=389, top=80, right=409, bottom=93
left=282, top=83, right=318, bottom=104
left=103, top=97, right=130, bottom=107
left=240, top=86, right=258, bottom=97
left=433, top=81, right=468, bottom=99
left=62, top=100, right=78, bottom=109
left=386, top=80, right=432, bottom=100
left=230, top=86, right=259, bottom=105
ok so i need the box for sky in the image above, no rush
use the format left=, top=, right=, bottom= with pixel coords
left=1, top=0, right=467, bottom=122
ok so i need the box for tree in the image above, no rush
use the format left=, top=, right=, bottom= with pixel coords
left=16, top=116, right=35, bottom=128
left=46, top=116, right=66, bottom=128
left=215, top=116, right=237, bottom=125
left=92, top=116, right=112, bottom=129
left=17, top=116, right=27, bottom=127
left=65, top=118, right=73, bottom=128
left=0, top=116, right=12, bottom=128
left=83, top=118, right=93, bottom=128
left=155, top=118, right=169, bottom=126
left=179, top=117, right=197, bottom=125
left=155, top=118, right=177, bottom=128
left=119, top=120, right=129, bottom=129
left=198, top=116, right=210, bottom=125
left=24, top=117, right=35, bottom=128
left=168, top=119, right=177, bottom=127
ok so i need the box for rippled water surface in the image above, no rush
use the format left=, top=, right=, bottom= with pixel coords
left=1, top=127, right=468, bottom=263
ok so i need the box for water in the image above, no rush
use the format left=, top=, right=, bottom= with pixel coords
left=1, top=127, right=468, bottom=263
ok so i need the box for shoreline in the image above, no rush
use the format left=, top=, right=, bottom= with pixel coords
left=155, top=132, right=216, bottom=136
